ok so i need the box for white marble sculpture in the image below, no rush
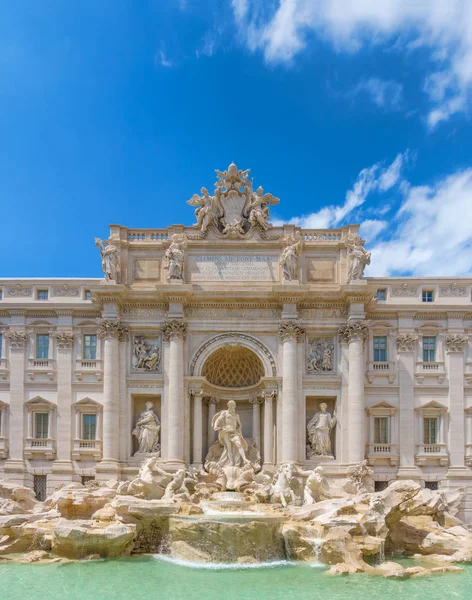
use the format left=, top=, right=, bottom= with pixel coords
left=95, top=238, right=119, bottom=282
left=306, top=338, right=334, bottom=373
left=345, top=234, right=371, bottom=282
left=211, top=400, right=250, bottom=468
left=132, top=402, right=161, bottom=455
left=247, top=186, right=280, bottom=231
left=303, top=466, right=332, bottom=504
left=269, top=462, right=302, bottom=507
left=279, top=236, right=303, bottom=281
left=162, top=468, right=196, bottom=503
left=164, top=234, right=186, bottom=281
left=344, top=460, right=375, bottom=495
left=133, top=336, right=160, bottom=371
left=187, top=187, right=219, bottom=235
left=307, top=403, right=336, bottom=457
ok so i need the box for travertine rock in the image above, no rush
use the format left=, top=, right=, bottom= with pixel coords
left=0, top=481, right=38, bottom=515
left=43, top=483, right=117, bottom=519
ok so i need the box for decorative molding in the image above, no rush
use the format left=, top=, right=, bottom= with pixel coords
left=126, top=380, right=163, bottom=389
left=446, top=334, right=469, bottom=353
left=7, top=285, right=32, bottom=297
left=122, top=308, right=165, bottom=319
left=97, top=318, right=129, bottom=340
left=53, top=332, right=75, bottom=349
left=52, top=285, right=80, bottom=297
left=186, top=307, right=280, bottom=319
left=5, top=331, right=28, bottom=348
left=396, top=333, right=418, bottom=352
left=338, top=321, right=369, bottom=343
left=189, top=332, right=277, bottom=377
left=392, top=284, right=418, bottom=297
left=302, top=380, right=341, bottom=390
left=439, top=283, right=467, bottom=297
left=278, top=320, right=306, bottom=342
left=161, top=319, right=187, bottom=341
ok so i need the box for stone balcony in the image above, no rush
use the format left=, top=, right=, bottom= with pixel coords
left=24, top=437, right=56, bottom=460
left=415, top=443, right=449, bottom=467
left=365, top=361, right=397, bottom=384
left=366, top=443, right=399, bottom=466
left=71, top=439, right=102, bottom=461
left=74, top=359, right=103, bottom=382
left=0, top=358, right=9, bottom=381
left=0, top=436, right=8, bottom=459
left=415, top=362, right=446, bottom=384
left=26, top=359, right=56, bottom=382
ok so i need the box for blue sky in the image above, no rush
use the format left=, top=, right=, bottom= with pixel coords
left=1, top=1, right=472, bottom=278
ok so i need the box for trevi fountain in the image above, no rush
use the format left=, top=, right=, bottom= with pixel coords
left=2, top=164, right=472, bottom=598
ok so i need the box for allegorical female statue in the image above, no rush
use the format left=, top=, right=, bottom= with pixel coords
left=164, top=234, right=186, bottom=281
left=132, top=401, right=161, bottom=455
left=345, top=234, right=371, bottom=283
left=95, top=238, right=119, bottom=282
left=279, top=236, right=303, bottom=281
left=212, top=400, right=250, bottom=468
left=307, top=403, right=336, bottom=457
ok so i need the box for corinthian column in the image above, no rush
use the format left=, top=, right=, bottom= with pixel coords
left=446, top=334, right=469, bottom=470
left=162, top=319, right=187, bottom=467
left=191, top=389, right=203, bottom=468
left=53, top=331, right=75, bottom=466
left=262, top=389, right=276, bottom=467
left=249, top=396, right=263, bottom=451
left=339, top=321, right=368, bottom=464
left=278, top=320, right=305, bottom=463
left=97, top=318, right=128, bottom=478
left=205, top=397, right=218, bottom=448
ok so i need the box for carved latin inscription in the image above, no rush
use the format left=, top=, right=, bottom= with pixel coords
left=189, top=255, right=278, bottom=282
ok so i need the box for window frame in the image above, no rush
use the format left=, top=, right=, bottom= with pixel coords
left=423, top=336, right=437, bottom=363
left=374, top=416, right=390, bottom=444
left=375, top=289, right=387, bottom=301
left=422, top=290, right=434, bottom=303
left=34, top=411, right=49, bottom=439
left=373, top=335, right=388, bottom=362
left=37, top=289, right=49, bottom=301
left=82, top=413, right=97, bottom=440
left=83, top=334, right=97, bottom=360
left=36, top=334, right=50, bottom=360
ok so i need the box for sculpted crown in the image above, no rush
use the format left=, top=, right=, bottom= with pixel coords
left=278, top=320, right=306, bottom=342
left=187, top=162, right=280, bottom=238
left=338, top=321, right=369, bottom=342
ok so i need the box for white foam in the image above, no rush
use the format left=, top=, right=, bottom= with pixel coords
left=151, top=555, right=296, bottom=570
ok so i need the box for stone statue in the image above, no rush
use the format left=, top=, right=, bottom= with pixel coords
left=95, top=238, right=119, bottom=282
left=132, top=402, right=161, bottom=455
left=133, top=337, right=160, bottom=371
left=303, top=466, right=332, bottom=504
left=119, top=456, right=172, bottom=499
left=345, top=234, right=371, bottom=283
left=162, top=469, right=196, bottom=503
left=307, top=338, right=334, bottom=373
left=211, top=401, right=250, bottom=468
left=307, top=403, right=336, bottom=457
left=164, top=234, right=186, bottom=281
left=279, top=236, right=303, bottom=281
left=344, top=460, right=375, bottom=495
left=269, top=462, right=302, bottom=507
left=247, top=186, right=279, bottom=231
left=187, top=187, right=220, bottom=234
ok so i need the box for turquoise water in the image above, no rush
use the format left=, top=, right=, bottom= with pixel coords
left=0, top=556, right=470, bottom=600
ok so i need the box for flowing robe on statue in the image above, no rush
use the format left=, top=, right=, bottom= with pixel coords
left=212, top=409, right=248, bottom=467
left=133, top=408, right=161, bottom=454
left=307, top=411, right=335, bottom=456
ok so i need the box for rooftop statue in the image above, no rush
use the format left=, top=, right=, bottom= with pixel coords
left=95, top=237, right=119, bottom=282
left=345, top=233, right=371, bottom=283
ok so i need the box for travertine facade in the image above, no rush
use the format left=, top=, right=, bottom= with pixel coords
left=1, top=163, right=472, bottom=520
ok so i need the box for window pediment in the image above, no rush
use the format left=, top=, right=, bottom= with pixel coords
left=415, top=400, right=448, bottom=414
left=25, top=396, right=56, bottom=410
left=74, top=397, right=102, bottom=410
left=366, top=401, right=397, bottom=415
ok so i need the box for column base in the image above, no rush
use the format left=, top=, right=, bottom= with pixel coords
left=160, top=459, right=187, bottom=471
left=95, top=459, right=122, bottom=481
left=446, top=467, right=472, bottom=480
left=396, top=465, right=423, bottom=480
left=3, top=459, right=29, bottom=486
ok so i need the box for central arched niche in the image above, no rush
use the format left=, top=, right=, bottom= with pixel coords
left=202, top=344, right=264, bottom=388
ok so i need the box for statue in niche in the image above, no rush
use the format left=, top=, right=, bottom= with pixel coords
left=247, top=186, right=279, bottom=231
left=307, top=338, right=334, bottom=373
left=164, top=234, right=187, bottom=281
left=345, top=234, right=371, bottom=283
left=187, top=187, right=221, bottom=235
left=307, top=403, right=336, bottom=458
left=95, top=238, right=119, bottom=282
left=279, top=236, right=303, bottom=281
left=132, top=402, right=161, bottom=455
left=133, top=337, right=160, bottom=371
left=211, top=400, right=250, bottom=468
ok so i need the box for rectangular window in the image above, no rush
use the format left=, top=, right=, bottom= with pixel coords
left=37, top=289, right=49, bottom=301
left=422, top=290, right=434, bottom=303
left=423, top=336, right=436, bottom=362
left=374, top=417, right=389, bottom=444
left=424, top=417, right=438, bottom=445
left=33, top=475, right=47, bottom=501
left=83, top=335, right=97, bottom=360
left=82, top=414, right=97, bottom=440
left=373, top=336, right=388, bottom=362
left=375, top=289, right=386, bottom=301
left=425, top=481, right=438, bottom=491
left=36, top=334, right=49, bottom=359
left=34, top=412, right=49, bottom=439
left=0, top=333, right=2, bottom=358
left=0, top=288, right=2, bottom=300
left=85, top=290, right=92, bottom=301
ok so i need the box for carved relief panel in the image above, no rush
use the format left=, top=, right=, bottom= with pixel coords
left=132, top=335, right=161, bottom=372
left=306, top=337, right=335, bottom=374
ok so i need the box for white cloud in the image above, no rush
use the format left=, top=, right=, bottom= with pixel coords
left=359, top=219, right=388, bottom=241
left=368, top=169, right=472, bottom=276
left=288, top=151, right=408, bottom=229
left=155, top=49, right=173, bottom=68
left=348, top=77, right=403, bottom=111
left=233, top=0, right=472, bottom=126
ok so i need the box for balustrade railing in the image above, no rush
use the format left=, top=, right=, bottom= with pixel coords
left=127, top=230, right=169, bottom=242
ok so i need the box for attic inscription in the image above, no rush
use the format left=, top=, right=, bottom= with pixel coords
left=189, top=255, right=278, bottom=282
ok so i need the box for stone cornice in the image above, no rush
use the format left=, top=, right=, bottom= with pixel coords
left=338, top=320, right=369, bottom=342
left=161, top=319, right=188, bottom=341
left=278, top=320, right=306, bottom=342
left=89, top=284, right=127, bottom=307
left=97, top=318, right=129, bottom=340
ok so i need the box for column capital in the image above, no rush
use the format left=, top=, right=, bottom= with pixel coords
left=338, top=320, right=369, bottom=343
left=97, top=318, right=129, bottom=340
left=53, top=332, right=75, bottom=349
left=249, top=396, right=263, bottom=405
left=204, top=396, right=218, bottom=405
left=396, top=333, right=418, bottom=353
left=161, top=319, right=187, bottom=341
left=5, top=331, right=28, bottom=349
left=278, top=319, right=305, bottom=342
left=446, top=334, right=469, bottom=353
left=262, top=388, right=277, bottom=402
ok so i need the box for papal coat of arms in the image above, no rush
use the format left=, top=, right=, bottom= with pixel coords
left=187, top=162, right=280, bottom=237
